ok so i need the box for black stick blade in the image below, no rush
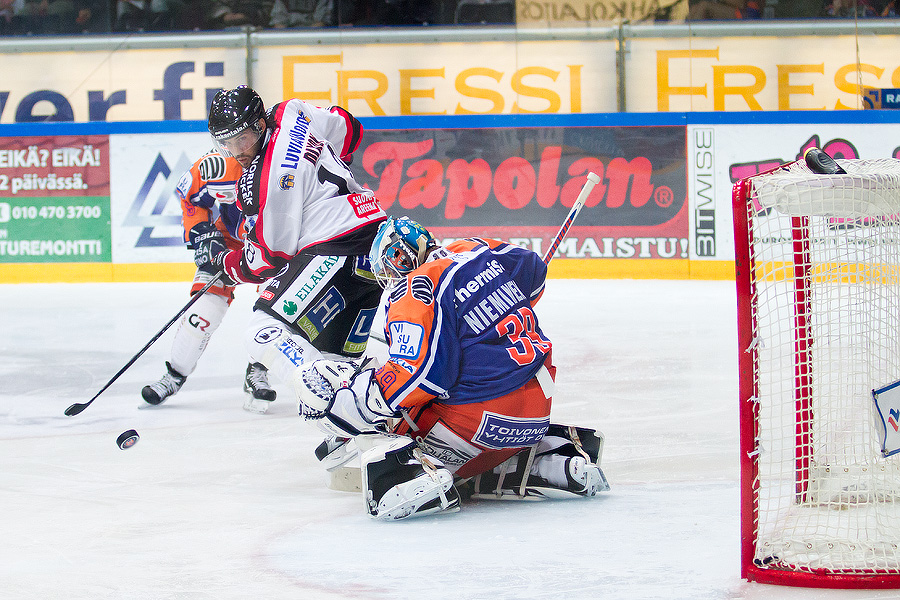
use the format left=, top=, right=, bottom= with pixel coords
left=804, top=147, right=847, bottom=175
left=64, top=402, right=89, bottom=416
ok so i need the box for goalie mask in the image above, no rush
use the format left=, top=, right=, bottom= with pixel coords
left=369, top=217, right=437, bottom=289
left=207, top=85, right=267, bottom=167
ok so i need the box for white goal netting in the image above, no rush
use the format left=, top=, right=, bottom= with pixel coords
left=739, top=157, right=900, bottom=580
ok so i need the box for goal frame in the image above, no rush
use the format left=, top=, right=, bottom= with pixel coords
left=734, top=167, right=900, bottom=589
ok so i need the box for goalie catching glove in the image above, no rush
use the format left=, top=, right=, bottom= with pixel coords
left=189, top=221, right=229, bottom=277
left=295, top=359, right=395, bottom=437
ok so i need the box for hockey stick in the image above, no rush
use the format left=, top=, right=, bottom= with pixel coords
left=64, top=272, right=223, bottom=416
left=542, top=171, right=601, bottom=264
left=369, top=172, right=601, bottom=346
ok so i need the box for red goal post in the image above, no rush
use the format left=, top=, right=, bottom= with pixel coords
left=734, top=156, right=900, bottom=588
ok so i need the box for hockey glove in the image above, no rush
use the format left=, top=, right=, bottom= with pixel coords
left=189, top=221, right=228, bottom=275
left=296, top=359, right=395, bottom=437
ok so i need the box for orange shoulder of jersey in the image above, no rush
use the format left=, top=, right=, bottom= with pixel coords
left=178, top=151, right=243, bottom=240
left=373, top=258, right=451, bottom=410
left=445, top=238, right=505, bottom=253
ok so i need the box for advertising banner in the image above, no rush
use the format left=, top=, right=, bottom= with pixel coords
left=0, top=47, right=247, bottom=124
left=4, top=32, right=900, bottom=122
left=351, top=125, right=687, bottom=259
left=686, top=122, right=900, bottom=263
left=0, top=135, right=110, bottom=263
left=109, top=132, right=214, bottom=264
left=250, top=39, right=618, bottom=116
left=627, top=34, right=900, bottom=112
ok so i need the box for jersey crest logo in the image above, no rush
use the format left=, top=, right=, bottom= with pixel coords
left=279, top=173, right=295, bottom=190
left=253, top=326, right=282, bottom=344
left=197, top=154, right=227, bottom=181
left=389, top=321, right=424, bottom=360
left=410, top=275, right=434, bottom=305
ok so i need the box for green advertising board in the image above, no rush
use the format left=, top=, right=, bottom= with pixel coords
left=0, top=135, right=111, bottom=263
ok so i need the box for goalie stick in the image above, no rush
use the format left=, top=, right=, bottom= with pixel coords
left=542, top=171, right=601, bottom=264
left=369, top=172, right=601, bottom=346
left=64, top=272, right=223, bottom=416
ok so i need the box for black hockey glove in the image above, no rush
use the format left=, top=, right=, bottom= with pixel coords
left=189, top=221, right=228, bottom=276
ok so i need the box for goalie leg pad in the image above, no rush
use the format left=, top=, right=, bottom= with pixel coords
left=467, top=426, right=610, bottom=500
left=360, top=433, right=460, bottom=520
left=317, top=436, right=364, bottom=493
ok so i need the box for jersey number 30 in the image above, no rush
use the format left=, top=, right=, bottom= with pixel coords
left=495, top=307, right=551, bottom=366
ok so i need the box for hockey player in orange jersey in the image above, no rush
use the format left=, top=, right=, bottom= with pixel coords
left=297, top=216, right=609, bottom=520
left=141, top=148, right=276, bottom=413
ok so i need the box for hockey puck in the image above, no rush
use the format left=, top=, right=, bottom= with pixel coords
left=116, top=429, right=140, bottom=450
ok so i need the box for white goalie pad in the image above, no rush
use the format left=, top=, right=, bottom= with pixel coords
left=359, top=433, right=460, bottom=521
left=315, top=436, right=363, bottom=493
left=466, top=423, right=609, bottom=500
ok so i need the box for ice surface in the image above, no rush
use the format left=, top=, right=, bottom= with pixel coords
left=2, top=279, right=899, bottom=599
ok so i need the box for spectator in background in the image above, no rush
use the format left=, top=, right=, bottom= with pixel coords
left=0, top=0, right=24, bottom=33
left=71, top=0, right=112, bottom=32
left=687, top=0, right=762, bottom=20
left=205, top=0, right=274, bottom=28
left=20, top=0, right=77, bottom=33
left=114, top=0, right=173, bottom=31
left=880, top=0, right=898, bottom=16
left=268, top=0, right=334, bottom=28
left=825, top=0, right=878, bottom=16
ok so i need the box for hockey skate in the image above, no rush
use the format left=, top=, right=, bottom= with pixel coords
left=141, top=361, right=186, bottom=406
left=243, top=362, right=276, bottom=414
left=360, top=434, right=460, bottom=521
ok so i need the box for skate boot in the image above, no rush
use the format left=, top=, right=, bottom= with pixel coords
left=243, top=362, right=277, bottom=414
left=141, top=361, right=186, bottom=406
left=361, top=434, right=460, bottom=521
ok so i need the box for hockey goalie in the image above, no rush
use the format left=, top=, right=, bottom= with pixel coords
left=296, top=216, right=610, bottom=521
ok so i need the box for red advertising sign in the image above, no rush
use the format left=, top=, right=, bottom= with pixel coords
left=352, top=126, right=687, bottom=259
left=0, top=135, right=111, bottom=263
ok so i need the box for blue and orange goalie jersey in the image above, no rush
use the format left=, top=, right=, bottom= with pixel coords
left=375, top=238, right=551, bottom=412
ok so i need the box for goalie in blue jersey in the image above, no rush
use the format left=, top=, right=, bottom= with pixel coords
left=296, top=216, right=609, bottom=520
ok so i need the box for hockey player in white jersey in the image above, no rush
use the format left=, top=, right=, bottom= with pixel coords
left=198, top=86, right=385, bottom=413
left=141, top=148, right=276, bottom=412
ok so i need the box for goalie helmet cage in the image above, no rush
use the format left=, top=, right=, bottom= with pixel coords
left=733, top=156, right=900, bottom=589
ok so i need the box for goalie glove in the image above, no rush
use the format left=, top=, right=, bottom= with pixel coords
left=295, top=359, right=395, bottom=437
left=189, top=221, right=231, bottom=281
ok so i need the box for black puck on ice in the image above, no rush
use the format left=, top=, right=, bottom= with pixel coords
left=116, top=429, right=140, bottom=450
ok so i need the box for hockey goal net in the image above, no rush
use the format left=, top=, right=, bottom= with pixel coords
left=734, top=156, right=900, bottom=588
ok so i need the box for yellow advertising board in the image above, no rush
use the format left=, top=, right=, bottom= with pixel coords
left=0, top=30, right=899, bottom=122
left=253, top=40, right=618, bottom=116
left=626, top=34, right=899, bottom=112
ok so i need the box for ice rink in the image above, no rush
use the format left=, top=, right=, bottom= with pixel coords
left=3, top=278, right=900, bottom=599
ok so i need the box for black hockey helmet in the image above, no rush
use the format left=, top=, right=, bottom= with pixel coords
left=207, top=85, right=265, bottom=141
left=208, top=86, right=267, bottom=166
